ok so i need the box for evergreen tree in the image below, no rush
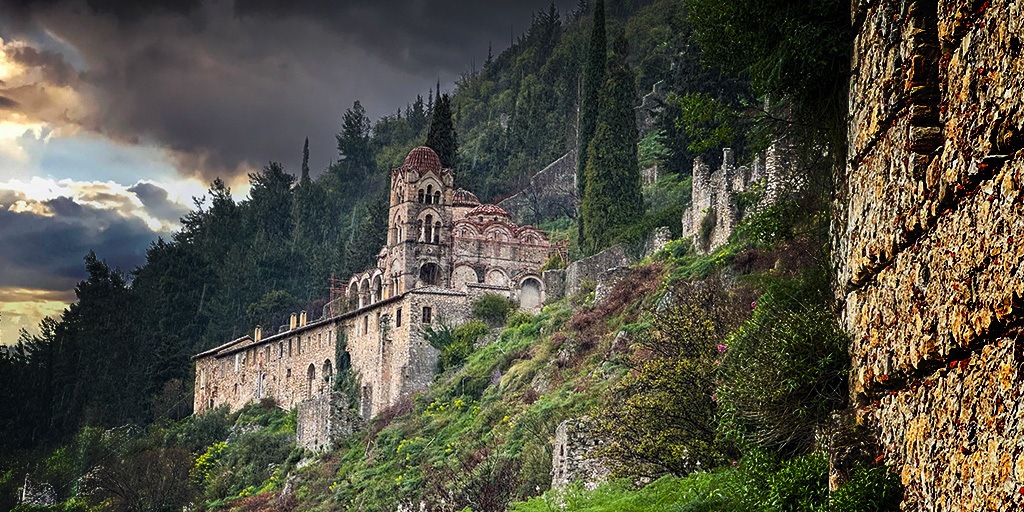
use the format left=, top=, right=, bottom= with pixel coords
left=581, top=36, right=641, bottom=254
left=576, top=0, right=606, bottom=244
left=426, top=93, right=459, bottom=168
left=301, top=137, right=311, bottom=184
left=336, top=101, right=374, bottom=181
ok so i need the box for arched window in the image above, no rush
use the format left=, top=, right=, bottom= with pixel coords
left=307, top=363, right=316, bottom=398
left=417, top=219, right=424, bottom=241
left=418, top=189, right=424, bottom=203
left=323, top=359, right=334, bottom=387
left=419, top=263, right=440, bottom=286
left=425, top=215, right=434, bottom=243
left=433, top=191, right=441, bottom=204
left=433, top=221, right=441, bottom=243
left=426, top=185, right=433, bottom=204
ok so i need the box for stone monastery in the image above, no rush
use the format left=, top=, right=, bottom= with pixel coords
left=192, top=147, right=558, bottom=447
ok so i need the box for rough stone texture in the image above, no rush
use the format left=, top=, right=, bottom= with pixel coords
left=839, top=1, right=1024, bottom=509
left=867, top=336, right=1024, bottom=511
left=542, top=269, right=566, bottom=305
left=564, top=244, right=631, bottom=298
left=497, top=151, right=578, bottom=225
left=296, top=392, right=364, bottom=452
left=551, top=417, right=610, bottom=490
left=594, top=266, right=632, bottom=303
left=680, top=145, right=785, bottom=254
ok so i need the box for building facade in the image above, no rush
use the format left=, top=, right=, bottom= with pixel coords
left=193, top=147, right=558, bottom=437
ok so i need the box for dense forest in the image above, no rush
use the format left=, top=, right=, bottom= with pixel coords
left=0, top=0, right=883, bottom=509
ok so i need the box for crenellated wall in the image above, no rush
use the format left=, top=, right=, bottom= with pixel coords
left=838, top=0, right=1024, bottom=509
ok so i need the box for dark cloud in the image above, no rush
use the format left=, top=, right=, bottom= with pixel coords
left=129, top=182, right=189, bottom=223
left=0, top=0, right=573, bottom=182
left=9, top=45, right=79, bottom=86
left=0, top=195, right=158, bottom=292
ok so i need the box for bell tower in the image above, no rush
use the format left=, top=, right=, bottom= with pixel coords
left=386, top=146, right=454, bottom=294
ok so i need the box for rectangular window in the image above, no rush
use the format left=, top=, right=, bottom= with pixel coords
left=422, top=306, right=432, bottom=324
left=396, top=308, right=402, bottom=327
left=363, top=316, right=368, bottom=335
left=234, top=353, right=239, bottom=372
left=279, top=342, right=284, bottom=358
left=288, top=339, right=292, bottom=356
left=297, top=337, right=302, bottom=355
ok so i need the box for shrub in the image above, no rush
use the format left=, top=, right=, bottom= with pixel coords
left=716, top=267, right=848, bottom=456
left=423, top=320, right=490, bottom=373
left=473, top=294, right=516, bottom=326
left=594, top=276, right=748, bottom=477
left=826, top=463, right=902, bottom=511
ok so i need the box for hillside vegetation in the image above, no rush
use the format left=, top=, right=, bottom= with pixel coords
left=0, top=0, right=905, bottom=510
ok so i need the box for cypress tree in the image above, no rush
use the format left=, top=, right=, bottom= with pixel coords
left=425, top=93, right=459, bottom=168
left=576, top=0, right=606, bottom=244
left=300, top=137, right=311, bottom=185
left=581, top=36, right=641, bottom=254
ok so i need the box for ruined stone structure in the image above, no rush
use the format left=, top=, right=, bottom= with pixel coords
left=193, top=147, right=558, bottom=450
left=497, top=150, right=579, bottom=225
left=680, top=144, right=790, bottom=254
left=837, top=1, right=1024, bottom=509
left=551, top=417, right=610, bottom=490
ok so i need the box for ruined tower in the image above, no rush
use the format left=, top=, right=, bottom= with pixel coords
left=386, top=146, right=454, bottom=294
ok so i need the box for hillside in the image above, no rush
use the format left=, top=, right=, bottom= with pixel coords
left=14, top=0, right=1013, bottom=509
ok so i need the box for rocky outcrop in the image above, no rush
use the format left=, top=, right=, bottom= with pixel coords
left=838, top=0, right=1024, bottom=509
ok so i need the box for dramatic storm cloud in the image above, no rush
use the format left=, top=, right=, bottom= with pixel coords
left=0, top=0, right=574, bottom=343
left=1, top=0, right=574, bottom=181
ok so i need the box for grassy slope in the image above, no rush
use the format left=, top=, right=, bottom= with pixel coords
left=278, top=264, right=667, bottom=511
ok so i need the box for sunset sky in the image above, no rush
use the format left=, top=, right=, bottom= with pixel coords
left=0, top=0, right=573, bottom=345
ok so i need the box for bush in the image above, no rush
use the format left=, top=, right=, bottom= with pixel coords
left=827, top=463, right=902, bottom=511
left=509, top=451, right=901, bottom=512
left=594, top=276, right=748, bottom=476
left=716, top=267, right=848, bottom=456
left=473, top=294, right=516, bottom=326
left=423, top=320, right=490, bottom=373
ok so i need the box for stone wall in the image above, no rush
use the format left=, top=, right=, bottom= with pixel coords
left=563, top=244, right=632, bottom=298
left=551, top=417, right=609, bottom=490
left=497, top=151, right=578, bottom=225
left=193, top=317, right=340, bottom=414
left=296, top=392, right=364, bottom=452
left=680, top=148, right=770, bottom=254
left=838, top=0, right=1024, bottom=509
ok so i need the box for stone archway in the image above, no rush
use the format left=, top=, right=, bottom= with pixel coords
left=519, top=277, right=543, bottom=310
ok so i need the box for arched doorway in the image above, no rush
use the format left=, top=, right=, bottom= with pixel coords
left=520, top=277, right=542, bottom=310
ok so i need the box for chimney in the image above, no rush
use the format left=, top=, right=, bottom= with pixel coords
left=254, top=325, right=262, bottom=341
left=300, top=310, right=307, bottom=326
left=289, top=313, right=298, bottom=330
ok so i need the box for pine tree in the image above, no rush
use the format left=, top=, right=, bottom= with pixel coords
left=576, top=0, right=606, bottom=244
left=582, top=36, right=641, bottom=254
left=426, top=93, right=459, bottom=168
left=336, top=101, right=373, bottom=181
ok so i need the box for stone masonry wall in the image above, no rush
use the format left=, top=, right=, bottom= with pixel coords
left=551, top=417, right=609, bottom=490
left=838, top=0, right=1024, bottom=509
left=497, top=151, right=578, bottom=225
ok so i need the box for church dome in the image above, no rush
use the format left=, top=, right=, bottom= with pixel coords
left=403, top=146, right=442, bottom=173
left=452, top=188, right=480, bottom=206
left=467, top=203, right=509, bottom=219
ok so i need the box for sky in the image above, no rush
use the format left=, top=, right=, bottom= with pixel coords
left=0, top=0, right=575, bottom=345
